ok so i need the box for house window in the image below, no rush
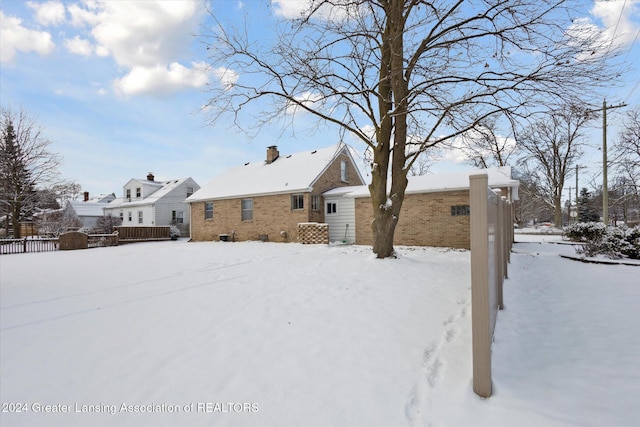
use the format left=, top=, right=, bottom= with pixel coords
left=451, top=205, right=470, bottom=216
left=138, top=211, right=143, bottom=224
left=128, top=212, right=132, bottom=222
left=172, top=210, right=184, bottom=224
left=119, top=211, right=123, bottom=221
left=340, top=160, right=349, bottom=182
left=136, top=187, right=141, bottom=198
left=187, top=187, right=194, bottom=198
left=241, top=198, right=253, bottom=221
left=126, top=189, right=131, bottom=200
left=291, top=194, right=304, bottom=210
left=204, top=202, right=213, bottom=220
left=326, top=202, right=337, bottom=214
left=311, top=195, right=320, bottom=211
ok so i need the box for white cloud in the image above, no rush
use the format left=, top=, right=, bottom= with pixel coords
left=71, top=0, right=200, bottom=68
left=0, top=11, right=55, bottom=63
left=113, top=62, right=209, bottom=96
left=27, top=0, right=66, bottom=26
left=64, top=36, right=93, bottom=56
left=212, top=67, right=239, bottom=90
left=272, top=0, right=362, bottom=21
left=569, top=0, right=640, bottom=57
left=286, top=91, right=323, bottom=115
left=592, top=0, right=640, bottom=46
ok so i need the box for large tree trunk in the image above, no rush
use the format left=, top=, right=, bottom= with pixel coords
left=369, top=0, right=409, bottom=259
left=11, top=202, right=21, bottom=238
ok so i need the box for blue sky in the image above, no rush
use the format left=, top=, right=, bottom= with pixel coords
left=1, top=0, right=639, bottom=198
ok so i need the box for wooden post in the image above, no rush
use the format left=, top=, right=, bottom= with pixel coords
left=470, top=174, right=492, bottom=397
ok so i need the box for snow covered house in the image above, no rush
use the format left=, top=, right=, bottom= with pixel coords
left=323, top=167, right=519, bottom=249
left=63, top=192, right=116, bottom=229
left=103, top=173, right=200, bottom=231
left=187, top=144, right=365, bottom=242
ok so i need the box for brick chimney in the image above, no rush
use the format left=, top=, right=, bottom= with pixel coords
left=147, top=172, right=154, bottom=182
left=83, top=191, right=89, bottom=202
left=266, top=146, right=279, bottom=164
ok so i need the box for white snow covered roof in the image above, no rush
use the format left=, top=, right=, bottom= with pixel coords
left=323, top=166, right=519, bottom=200
left=106, top=177, right=195, bottom=209
left=67, top=201, right=108, bottom=217
left=188, top=144, right=363, bottom=202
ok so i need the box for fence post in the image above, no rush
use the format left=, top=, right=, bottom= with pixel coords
left=23, top=238, right=27, bottom=253
left=470, top=174, right=492, bottom=398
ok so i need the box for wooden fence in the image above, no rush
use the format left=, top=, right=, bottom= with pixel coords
left=0, top=232, right=119, bottom=255
left=115, top=226, right=171, bottom=243
left=469, top=174, right=513, bottom=398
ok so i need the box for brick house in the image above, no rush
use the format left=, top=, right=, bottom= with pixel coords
left=323, top=167, right=519, bottom=249
left=187, top=144, right=365, bottom=242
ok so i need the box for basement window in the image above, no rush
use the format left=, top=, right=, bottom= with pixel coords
left=451, top=205, right=470, bottom=216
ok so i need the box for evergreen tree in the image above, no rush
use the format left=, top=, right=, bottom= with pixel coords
left=1, top=108, right=61, bottom=238
left=578, top=188, right=599, bottom=222
left=0, top=120, right=32, bottom=237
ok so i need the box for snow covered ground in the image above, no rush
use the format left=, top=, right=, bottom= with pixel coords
left=1, top=237, right=638, bottom=426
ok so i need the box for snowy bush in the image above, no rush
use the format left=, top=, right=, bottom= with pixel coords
left=564, top=222, right=607, bottom=242
left=170, top=225, right=181, bottom=240
left=565, top=222, right=640, bottom=259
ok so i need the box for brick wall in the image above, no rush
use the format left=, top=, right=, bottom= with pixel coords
left=190, top=152, right=363, bottom=243
left=355, top=190, right=472, bottom=249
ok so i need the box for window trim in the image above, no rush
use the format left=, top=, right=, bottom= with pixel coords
left=340, top=159, right=349, bottom=182
left=451, top=205, right=470, bottom=216
left=311, top=195, right=320, bottom=211
left=291, top=194, right=304, bottom=210
left=204, top=202, right=214, bottom=220
left=241, top=198, right=253, bottom=221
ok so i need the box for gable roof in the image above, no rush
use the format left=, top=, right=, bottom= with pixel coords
left=187, top=143, right=364, bottom=202
left=323, top=166, right=519, bottom=200
left=105, top=177, right=197, bottom=209
left=67, top=201, right=108, bottom=217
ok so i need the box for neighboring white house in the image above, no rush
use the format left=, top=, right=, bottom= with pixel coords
left=63, top=192, right=116, bottom=229
left=103, top=173, right=200, bottom=230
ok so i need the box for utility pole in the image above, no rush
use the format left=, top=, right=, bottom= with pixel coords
left=590, top=99, right=626, bottom=225
left=576, top=165, right=579, bottom=222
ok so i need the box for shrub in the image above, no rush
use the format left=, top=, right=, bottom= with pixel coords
left=565, top=223, right=640, bottom=260
left=170, top=225, right=181, bottom=240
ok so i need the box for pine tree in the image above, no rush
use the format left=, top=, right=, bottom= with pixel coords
left=0, top=121, right=32, bottom=238
left=578, top=188, right=599, bottom=223
left=1, top=108, right=61, bottom=238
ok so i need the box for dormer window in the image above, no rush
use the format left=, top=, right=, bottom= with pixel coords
left=136, top=187, right=141, bottom=198
left=126, top=189, right=131, bottom=201
left=187, top=187, right=194, bottom=198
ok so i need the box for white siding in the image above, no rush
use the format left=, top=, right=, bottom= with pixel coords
left=153, top=178, right=200, bottom=226
left=325, top=195, right=356, bottom=243
left=118, top=205, right=154, bottom=226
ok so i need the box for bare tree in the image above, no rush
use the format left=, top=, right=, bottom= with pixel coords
left=1, top=107, right=61, bottom=238
left=612, top=107, right=640, bottom=223
left=201, top=0, right=620, bottom=257
left=454, top=115, right=518, bottom=168
left=517, top=104, right=595, bottom=226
